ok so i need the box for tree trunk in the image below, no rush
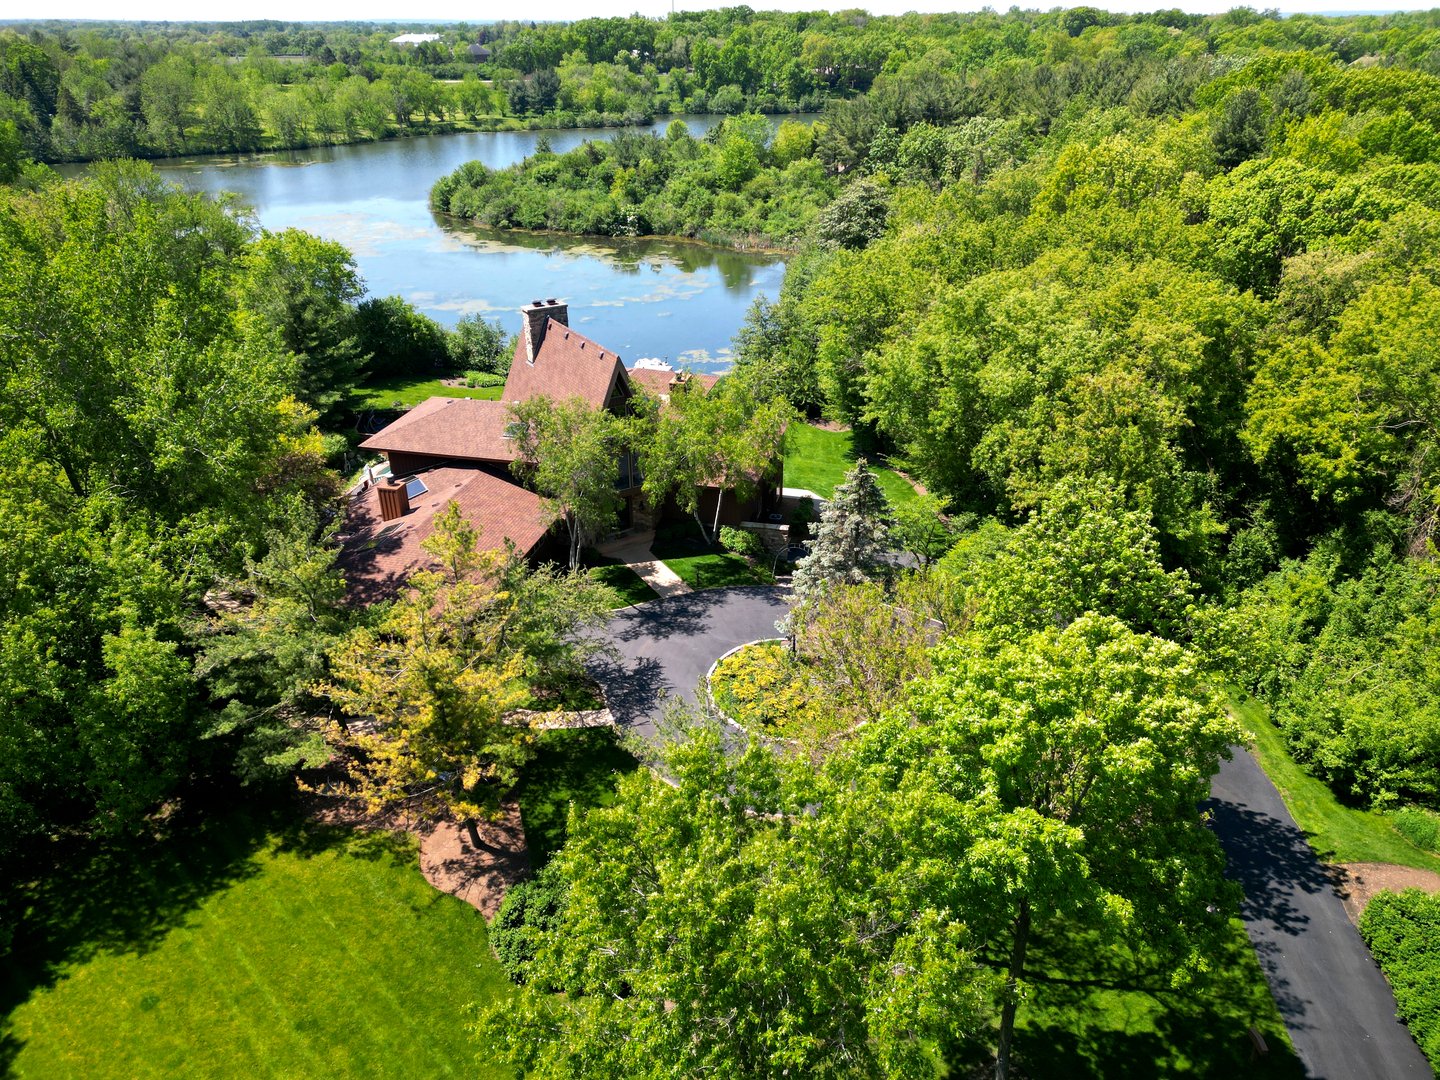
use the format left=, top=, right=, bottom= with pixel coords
left=711, top=488, right=724, bottom=544
left=995, top=900, right=1031, bottom=1080
left=693, top=506, right=710, bottom=546
left=464, top=818, right=483, bottom=850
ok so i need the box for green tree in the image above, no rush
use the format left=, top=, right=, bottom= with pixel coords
left=238, top=228, right=366, bottom=420
left=878, top=614, right=1243, bottom=1079
left=448, top=311, right=513, bottom=375
left=891, top=490, right=957, bottom=567
left=353, top=294, right=450, bottom=379
left=790, top=458, right=895, bottom=604
left=507, top=395, right=624, bottom=568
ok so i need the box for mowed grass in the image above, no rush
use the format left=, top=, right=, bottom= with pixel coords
left=587, top=560, right=660, bottom=608
left=351, top=374, right=503, bottom=410
left=782, top=423, right=921, bottom=509
left=1234, top=693, right=1440, bottom=872
left=652, top=537, right=774, bottom=590
left=954, top=921, right=1302, bottom=1079
left=0, top=800, right=511, bottom=1080
left=515, top=728, right=639, bottom=869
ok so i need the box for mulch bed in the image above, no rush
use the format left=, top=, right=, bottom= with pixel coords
left=1327, top=861, right=1440, bottom=927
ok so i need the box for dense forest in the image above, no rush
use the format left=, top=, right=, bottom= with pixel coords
left=12, top=6, right=1440, bottom=1078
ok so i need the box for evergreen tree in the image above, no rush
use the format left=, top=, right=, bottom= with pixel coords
left=790, top=458, right=895, bottom=604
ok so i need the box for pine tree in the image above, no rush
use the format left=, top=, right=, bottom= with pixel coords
left=790, top=458, right=895, bottom=604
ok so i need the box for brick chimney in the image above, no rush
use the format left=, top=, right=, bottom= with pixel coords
left=521, top=297, right=568, bottom=365
left=377, top=477, right=410, bottom=521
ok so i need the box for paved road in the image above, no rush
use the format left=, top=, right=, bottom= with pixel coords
left=594, top=590, right=1431, bottom=1079
left=1206, top=750, right=1432, bottom=1078
left=588, top=585, right=793, bottom=739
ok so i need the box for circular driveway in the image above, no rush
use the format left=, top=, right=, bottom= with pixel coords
left=587, top=586, right=793, bottom=739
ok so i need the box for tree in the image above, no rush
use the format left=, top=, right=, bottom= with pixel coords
left=473, top=721, right=990, bottom=1079
left=633, top=376, right=790, bottom=545
left=1212, top=86, right=1267, bottom=170
left=196, top=501, right=356, bottom=783
left=815, top=178, right=890, bottom=249
left=891, top=490, right=957, bottom=567
left=238, top=228, right=366, bottom=420
left=867, top=614, right=1243, bottom=1079
left=790, top=458, right=895, bottom=604
left=317, top=503, right=533, bottom=842
left=508, top=395, right=624, bottom=569
left=448, top=311, right=513, bottom=375
left=353, top=294, right=450, bottom=379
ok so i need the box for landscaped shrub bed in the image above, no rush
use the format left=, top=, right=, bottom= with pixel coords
left=710, top=640, right=820, bottom=732
left=1359, top=889, right=1440, bottom=1065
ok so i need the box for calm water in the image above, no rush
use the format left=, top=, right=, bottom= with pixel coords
left=129, top=117, right=788, bottom=372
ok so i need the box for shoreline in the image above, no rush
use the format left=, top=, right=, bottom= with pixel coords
left=436, top=214, right=799, bottom=256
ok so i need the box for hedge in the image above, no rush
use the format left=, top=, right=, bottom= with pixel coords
left=1359, top=888, right=1440, bottom=1065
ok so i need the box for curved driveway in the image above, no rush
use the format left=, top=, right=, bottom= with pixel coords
left=588, top=585, right=793, bottom=739
left=592, top=587, right=1432, bottom=1079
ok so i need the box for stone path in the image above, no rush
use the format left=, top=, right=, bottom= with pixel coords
left=607, top=540, right=692, bottom=599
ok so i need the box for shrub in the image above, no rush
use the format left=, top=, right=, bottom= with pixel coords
left=790, top=496, right=815, bottom=541
left=1394, top=808, right=1440, bottom=853
left=464, top=370, right=505, bottom=386
left=490, top=860, right=567, bottom=984
left=354, top=295, right=451, bottom=378
left=710, top=641, right=819, bottom=732
left=720, top=526, right=765, bottom=559
left=1360, top=889, right=1440, bottom=1066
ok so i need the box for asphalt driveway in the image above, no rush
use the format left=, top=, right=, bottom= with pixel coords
left=588, top=585, right=793, bottom=739
left=1206, top=750, right=1432, bottom=1078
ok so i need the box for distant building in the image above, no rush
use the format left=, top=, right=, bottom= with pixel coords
left=390, top=33, right=441, bottom=45
left=467, top=43, right=492, bottom=60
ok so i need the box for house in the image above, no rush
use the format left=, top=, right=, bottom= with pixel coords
left=338, top=298, right=782, bottom=601
left=467, top=43, right=492, bottom=61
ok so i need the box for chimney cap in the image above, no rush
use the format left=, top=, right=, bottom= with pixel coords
left=546, top=297, right=558, bottom=304
left=530, top=298, right=543, bottom=306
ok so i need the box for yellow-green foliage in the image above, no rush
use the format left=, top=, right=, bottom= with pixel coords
left=711, top=641, right=820, bottom=732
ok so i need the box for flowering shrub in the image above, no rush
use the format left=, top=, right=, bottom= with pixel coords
left=710, top=641, right=819, bottom=732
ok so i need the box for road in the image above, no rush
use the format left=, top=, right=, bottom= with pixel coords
left=592, top=588, right=1433, bottom=1079
left=588, top=585, right=793, bottom=739
left=1206, top=750, right=1432, bottom=1078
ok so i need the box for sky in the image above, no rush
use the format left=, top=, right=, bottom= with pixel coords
left=11, top=0, right=1423, bottom=25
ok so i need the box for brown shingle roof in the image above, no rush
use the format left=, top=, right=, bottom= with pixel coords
left=359, top=397, right=517, bottom=462
left=338, top=465, right=550, bottom=604
left=504, top=319, right=629, bottom=408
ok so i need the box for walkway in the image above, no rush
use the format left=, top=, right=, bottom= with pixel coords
left=588, top=585, right=792, bottom=739
left=1206, top=750, right=1432, bottom=1078
left=605, top=539, right=692, bottom=599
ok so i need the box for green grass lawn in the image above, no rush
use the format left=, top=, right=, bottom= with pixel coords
left=951, top=921, right=1302, bottom=1079
left=652, top=537, right=774, bottom=590
left=1235, top=693, right=1440, bottom=871
left=782, top=423, right=922, bottom=509
left=0, top=797, right=511, bottom=1080
left=350, top=375, right=503, bottom=410
left=587, top=560, right=660, bottom=608
left=515, top=728, right=639, bottom=870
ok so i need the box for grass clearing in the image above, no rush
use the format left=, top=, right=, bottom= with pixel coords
left=949, top=920, right=1302, bottom=1078
left=350, top=375, right=503, bottom=410
left=586, top=560, right=660, bottom=608
left=652, top=537, right=773, bottom=590
left=782, top=424, right=921, bottom=509
left=0, top=795, right=510, bottom=1080
left=515, top=728, right=639, bottom=870
left=1234, top=693, right=1440, bottom=871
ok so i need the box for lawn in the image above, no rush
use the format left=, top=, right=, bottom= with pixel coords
left=782, top=423, right=922, bottom=509
left=587, top=559, right=660, bottom=608
left=0, top=795, right=511, bottom=1080
left=950, top=921, right=1302, bottom=1079
left=350, top=375, right=503, bottom=410
left=514, top=728, right=639, bottom=869
left=1235, top=693, right=1440, bottom=872
left=652, top=536, right=774, bottom=590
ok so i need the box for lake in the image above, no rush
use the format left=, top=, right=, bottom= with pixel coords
left=131, top=117, right=788, bottom=372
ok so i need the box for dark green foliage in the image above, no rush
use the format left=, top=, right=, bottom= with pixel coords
left=1213, top=87, right=1267, bottom=169
left=353, top=294, right=451, bottom=379
left=1360, top=889, right=1440, bottom=1067
left=431, top=115, right=836, bottom=247
left=514, top=727, right=638, bottom=869
left=490, top=859, right=567, bottom=983
left=814, top=178, right=890, bottom=250
left=719, top=524, right=764, bottom=558
left=449, top=312, right=514, bottom=375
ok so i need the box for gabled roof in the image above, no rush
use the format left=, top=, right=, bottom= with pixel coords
left=359, top=397, right=516, bottom=463
left=504, top=319, right=630, bottom=409
left=338, top=465, right=550, bottom=605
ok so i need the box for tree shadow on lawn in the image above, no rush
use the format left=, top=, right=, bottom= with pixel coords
left=514, top=728, right=639, bottom=870
left=949, top=925, right=1305, bottom=1080
left=0, top=779, right=410, bottom=1076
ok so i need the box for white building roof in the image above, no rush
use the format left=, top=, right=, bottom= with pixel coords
left=390, top=33, right=442, bottom=44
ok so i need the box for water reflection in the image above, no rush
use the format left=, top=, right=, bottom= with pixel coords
left=60, top=115, right=799, bottom=369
